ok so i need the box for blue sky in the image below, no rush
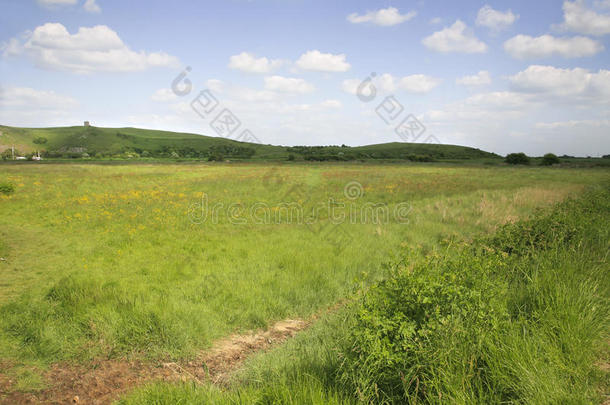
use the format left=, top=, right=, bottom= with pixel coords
left=1, top=0, right=609, bottom=155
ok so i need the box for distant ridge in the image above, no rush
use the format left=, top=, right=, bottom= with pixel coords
left=0, top=125, right=499, bottom=161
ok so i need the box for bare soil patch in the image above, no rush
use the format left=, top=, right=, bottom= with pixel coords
left=0, top=319, right=309, bottom=405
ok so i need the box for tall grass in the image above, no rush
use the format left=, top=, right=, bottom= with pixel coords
left=0, top=163, right=607, bottom=395
left=120, top=185, right=610, bottom=404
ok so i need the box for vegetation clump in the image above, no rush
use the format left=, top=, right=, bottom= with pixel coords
left=0, top=182, right=15, bottom=195
left=505, top=152, right=530, bottom=165
left=541, top=153, right=560, bottom=166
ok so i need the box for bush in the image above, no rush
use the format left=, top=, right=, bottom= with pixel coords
left=0, top=182, right=15, bottom=195
left=541, top=153, right=560, bottom=166
left=287, top=154, right=296, bottom=161
left=505, top=152, right=530, bottom=165
left=340, top=188, right=610, bottom=403
left=340, top=252, right=507, bottom=403
left=32, top=137, right=47, bottom=144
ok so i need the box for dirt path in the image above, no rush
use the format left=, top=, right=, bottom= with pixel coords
left=0, top=319, right=309, bottom=405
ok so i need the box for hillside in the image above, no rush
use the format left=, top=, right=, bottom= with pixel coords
left=0, top=124, right=499, bottom=161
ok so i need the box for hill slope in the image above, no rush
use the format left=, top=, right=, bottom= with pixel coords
left=0, top=125, right=498, bottom=161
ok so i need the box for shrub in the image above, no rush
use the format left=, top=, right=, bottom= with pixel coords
left=340, top=188, right=610, bottom=403
left=287, top=154, right=296, bottom=161
left=540, top=153, right=560, bottom=166
left=33, top=137, right=47, bottom=144
left=0, top=182, right=15, bottom=195
left=340, top=251, right=508, bottom=403
left=505, top=152, right=530, bottom=165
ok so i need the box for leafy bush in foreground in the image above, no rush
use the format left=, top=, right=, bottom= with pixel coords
left=340, top=187, right=609, bottom=404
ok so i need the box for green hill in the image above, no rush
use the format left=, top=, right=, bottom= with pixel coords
left=0, top=124, right=499, bottom=161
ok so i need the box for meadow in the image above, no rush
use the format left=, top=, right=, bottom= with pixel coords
left=0, top=162, right=608, bottom=403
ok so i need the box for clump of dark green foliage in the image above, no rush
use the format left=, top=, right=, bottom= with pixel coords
left=0, top=182, right=15, bottom=195
left=540, top=153, right=560, bottom=166
left=32, top=137, right=48, bottom=144
left=339, top=187, right=610, bottom=404
left=505, top=152, right=530, bottom=165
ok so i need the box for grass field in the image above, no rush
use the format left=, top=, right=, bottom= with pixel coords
left=0, top=162, right=608, bottom=403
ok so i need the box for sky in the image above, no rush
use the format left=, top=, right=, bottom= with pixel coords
left=0, top=0, right=609, bottom=156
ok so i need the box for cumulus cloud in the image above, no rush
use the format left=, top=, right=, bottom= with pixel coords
left=341, top=79, right=361, bottom=95
left=341, top=73, right=439, bottom=95
left=295, top=50, right=350, bottom=72
left=347, top=7, right=416, bottom=26
left=476, top=5, right=519, bottom=31
left=535, top=119, right=610, bottom=129
left=595, top=0, right=610, bottom=8
left=399, top=74, right=441, bottom=93
left=36, top=0, right=77, bottom=6
left=504, top=34, right=603, bottom=59
left=558, top=0, right=610, bottom=36
left=422, top=20, right=487, bottom=53
left=83, top=0, right=101, bottom=13
left=0, top=86, right=80, bottom=127
left=509, top=65, right=610, bottom=100
left=0, top=86, right=78, bottom=108
left=150, top=88, right=177, bottom=102
left=320, top=99, right=342, bottom=108
left=228, top=52, right=283, bottom=73
left=3, top=23, right=179, bottom=73
left=456, top=71, right=492, bottom=86
left=264, top=75, right=314, bottom=94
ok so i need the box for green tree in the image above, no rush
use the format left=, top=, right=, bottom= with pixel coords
left=505, top=152, right=530, bottom=165
left=540, top=153, right=560, bottom=166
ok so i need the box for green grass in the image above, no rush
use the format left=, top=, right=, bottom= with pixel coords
left=119, top=185, right=610, bottom=404
left=0, top=125, right=499, bottom=161
left=0, top=162, right=608, bottom=399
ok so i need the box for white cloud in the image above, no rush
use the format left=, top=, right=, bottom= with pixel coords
left=3, top=23, right=179, bottom=73
left=0, top=86, right=78, bottom=108
left=342, top=73, right=438, bottom=95
left=456, top=70, right=492, bottom=86
left=150, top=88, right=177, bottom=102
left=347, top=7, right=416, bottom=26
left=37, top=0, right=77, bottom=6
left=295, top=50, right=350, bottom=72
left=535, top=119, right=610, bottom=129
left=83, top=0, right=101, bottom=13
left=422, top=20, right=487, bottom=53
left=376, top=73, right=396, bottom=92
left=595, top=0, right=610, bottom=8
left=509, top=65, right=610, bottom=100
left=504, top=34, right=603, bottom=59
left=320, top=99, right=342, bottom=108
left=264, top=75, right=314, bottom=94
left=205, top=79, right=224, bottom=93
left=228, top=52, right=283, bottom=73
left=476, top=5, right=518, bottom=31
left=399, top=74, right=441, bottom=93
left=341, top=78, right=361, bottom=95
left=559, top=0, right=610, bottom=36
left=0, top=86, right=80, bottom=128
